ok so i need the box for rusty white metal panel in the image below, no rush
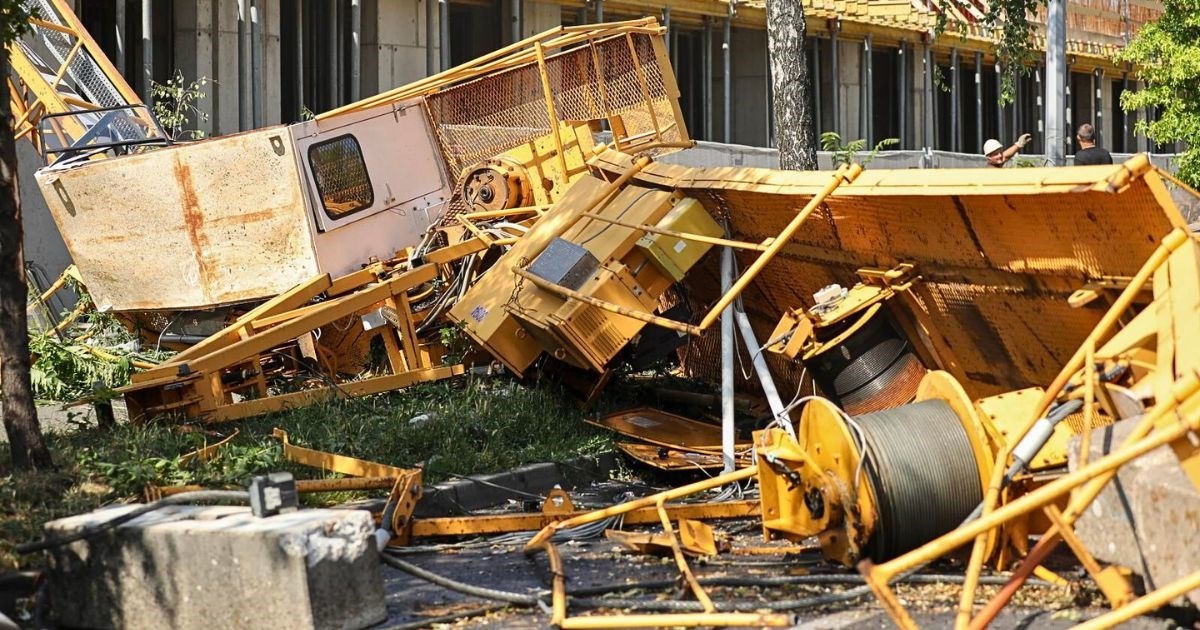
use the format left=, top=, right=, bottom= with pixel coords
left=35, top=126, right=319, bottom=311
left=291, top=100, right=452, bottom=278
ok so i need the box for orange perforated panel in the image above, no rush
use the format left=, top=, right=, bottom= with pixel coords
left=588, top=154, right=1191, bottom=400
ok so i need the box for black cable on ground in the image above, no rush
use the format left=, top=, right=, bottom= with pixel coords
left=381, top=553, right=540, bottom=605
left=383, top=550, right=1056, bottom=616
left=16, top=490, right=249, bottom=554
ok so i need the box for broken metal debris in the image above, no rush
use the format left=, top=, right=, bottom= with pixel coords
left=10, top=2, right=1200, bottom=628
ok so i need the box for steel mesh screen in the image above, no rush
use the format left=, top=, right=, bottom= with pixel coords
left=425, top=32, right=683, bottom=179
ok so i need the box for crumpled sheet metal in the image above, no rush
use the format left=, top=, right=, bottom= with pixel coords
left=593, top=150, right=1193, bottom=399
left=35, top=126, right=319, bottom=311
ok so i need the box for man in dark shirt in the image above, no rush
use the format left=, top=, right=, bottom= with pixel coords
left=1074, top=123, right=1113, bottom=165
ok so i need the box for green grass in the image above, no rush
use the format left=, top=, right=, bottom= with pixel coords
left=0, top=372, right=664, bottom=571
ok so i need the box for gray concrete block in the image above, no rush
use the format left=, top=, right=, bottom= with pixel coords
left=1070, top=418, right=1200, bottom=607
left=45, top=506, right=386, bottom=630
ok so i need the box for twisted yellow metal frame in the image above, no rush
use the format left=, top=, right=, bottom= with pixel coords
left=858, top=228, right=1199, bottom=629
left=514, top=162, right=864, bottom=337
left=522, top=468, right=778, bottom=628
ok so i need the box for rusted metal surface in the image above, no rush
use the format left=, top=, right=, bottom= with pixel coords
left=34, top=127, right=319, bottom=311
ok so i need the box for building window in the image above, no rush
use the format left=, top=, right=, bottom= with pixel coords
left=308, top=134, right=373, bottom=219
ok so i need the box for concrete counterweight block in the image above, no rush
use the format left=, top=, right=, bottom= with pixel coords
left=44, top=506, right=386, bottom=630
left=1071, top=418, right=1200, bottom=609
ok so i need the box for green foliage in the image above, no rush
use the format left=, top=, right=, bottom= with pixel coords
left=437, top=324, right=470, bottom=366
left=933, top=0, right=1044, bottom=104
left=28, top=333, right=133, bottom=401
left=75, top=429, right=281, bottom=496
left=26, top=286, right=168, bottom=401
left=151, top=71, right=210, bottom=140
left=820, top=132, right=899, bottom=168
left=1117, top=0, right=1200, bottom=188
left=0, top=1, right=37, bottom=44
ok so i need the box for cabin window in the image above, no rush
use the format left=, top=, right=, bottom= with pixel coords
left=308, top=134, right=373, bottom=219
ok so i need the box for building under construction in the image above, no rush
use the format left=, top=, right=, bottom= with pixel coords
left=59, top=0, right=1170, bottom=154
left=9, top=2, right=1200, bottom=628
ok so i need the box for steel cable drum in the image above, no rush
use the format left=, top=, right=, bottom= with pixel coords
left=853, top=399, right=983, bottom=561
left=806, top=311, right=926, bottom=416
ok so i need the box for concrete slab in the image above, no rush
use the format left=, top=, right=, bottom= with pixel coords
left=45, top=505, right=385, bottom=630
left=1071, top=417, right=1200, bottom=607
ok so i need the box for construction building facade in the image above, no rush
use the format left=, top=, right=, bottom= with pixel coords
left=63, top=0, right=1168, bottom=156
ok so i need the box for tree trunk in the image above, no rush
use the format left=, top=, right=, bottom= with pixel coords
left=0, top=47, right=52, bottom=472
left=765, top=0, right=818, bottom=170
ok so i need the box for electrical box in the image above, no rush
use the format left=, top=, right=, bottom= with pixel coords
left=528, top=238, right=600, bottom=291
left=635, top=197, right=723, bottom=282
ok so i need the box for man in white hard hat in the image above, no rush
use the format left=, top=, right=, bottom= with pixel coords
left=982, top=133, right=1033, bottom=167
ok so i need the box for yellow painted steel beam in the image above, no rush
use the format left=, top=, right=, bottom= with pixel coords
left=860, top=370, right=1200, bottom=629
left=695, top=163, right=862, bottom=331
left=560, top=613, right=795, bottom=628
left=135, top=273, right=333, bottom=383
left=526, top=467, right=756, bottom=550
left=1072, top=572, right=1200, bottom=630
left=272, top=428, right=414, bottom=479
left=410, top=499, right=760, bottom=538
left=949, top=227, right=1190, bottom=628
left=206, top=364, right=464, bottom=424
left=320, top=19, right=662, bottom=120
left=155, top=266, right=435, bottom=381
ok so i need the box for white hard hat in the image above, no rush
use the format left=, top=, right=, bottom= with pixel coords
left=983, top=139, right=1003, bottom=156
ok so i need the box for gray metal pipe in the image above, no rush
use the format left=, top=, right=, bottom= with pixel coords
left=351, top=0, right=361, bottom=102
left=295, top=2, right=304, bottom=119
left=251, top=0, right=263, bottom=127
left=703, top=17, right=713, bottom=140
left=662, top=7, right=670, bottom=55
left=329, top=0, right=339, bottom=108
left=830, top=32, right=839, bottom=135
left=510, top=0, right=521, bottom=44
left=864, top=35, right=873, bottom=145
left=1012, top=68, right=1020, bottom=144
left=141, top=0, right=153, bottom=105
left=1045, top=0, right=1065, bottom=164
left=923, top=44, right=933, bottom=149
left=974, top=51, right=983, bottom=152
left=595, top=0, right=603, bottom=22
left=720, top=246, right=735, bottom=473
left=1035, top=64, right=1043, bottom=153
left=734, top=298, right=788, bottom=435
left=426, top=0, right=437, bottom=75
left=238, top=0, right=250, bottom=129
left=114, top=0, right=125, bottom=76
left=898, top=43, right=906, bottom=148
left=996, top=62, right=1006, bottom=146
left=1093, top=68, right=1103, bottom=147
left=950, top=48, right=959, bottom=152
left=811, top=38, right=820, bottom=147
left=723, top=17, right=731, bottom=143
left=440, top=0, right=450, bottom=71
left=1122, top=72, right=1129, bottom=151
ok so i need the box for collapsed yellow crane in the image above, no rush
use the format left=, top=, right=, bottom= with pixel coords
left=486, top=151, right=1200, bottom=627
left=10, top=3, right=1199, bottom=628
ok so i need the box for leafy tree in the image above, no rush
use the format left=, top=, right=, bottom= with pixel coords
left=765, top=0, right=818, bottom=170
left=1117, top=0, right=1200, bottom=187
left=0, top=0, right=53, bottom=472
left=933, top=0, right=1047, bottom=104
